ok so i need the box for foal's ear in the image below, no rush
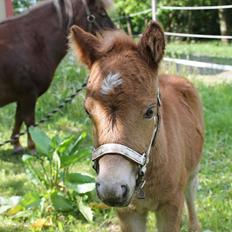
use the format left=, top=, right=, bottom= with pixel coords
left=138, top=21, right=165, bottom=69
left=69, top=26, right=101, bottom=68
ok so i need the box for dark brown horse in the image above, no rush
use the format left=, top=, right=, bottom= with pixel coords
left=0, top=0, right=115, bottom=152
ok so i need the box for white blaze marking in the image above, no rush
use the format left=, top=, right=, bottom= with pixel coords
left=101, top=73, right=122, bottom=95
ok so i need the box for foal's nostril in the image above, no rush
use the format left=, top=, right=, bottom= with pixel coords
left=96, top=182, right=100, bottom=192
left=121, top=184, right=128, bottom=198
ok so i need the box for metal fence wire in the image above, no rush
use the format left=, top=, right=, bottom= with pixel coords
left=0, top=82, right=87, bottom=147
left=116, top=2, right=232, bottom=72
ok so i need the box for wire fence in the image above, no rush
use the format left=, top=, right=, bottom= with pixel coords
left=115, top=3, right=232, bottom=73
left=160, top=5, right=232, bottom=10
left=164, top=32, right=232, bottom=40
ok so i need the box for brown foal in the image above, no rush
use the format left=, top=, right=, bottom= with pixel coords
left=70, top=21, right=204, bottom=232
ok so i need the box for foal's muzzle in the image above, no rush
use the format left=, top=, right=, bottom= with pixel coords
left=92, top=143, right=149, bottom=201
left=96, top=178, right=130, bottom=207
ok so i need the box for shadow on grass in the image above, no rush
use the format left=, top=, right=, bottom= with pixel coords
left=0, top=149, right=23, bottom=164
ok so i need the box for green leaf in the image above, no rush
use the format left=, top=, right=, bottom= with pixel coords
left=69, top=132, right=87, bottom=155
left=29, top=127, right=51, bottom=154
left=0, top=196, right=21, bottom=215
left=22, top=155, right=43, bottom=183
left=22, top=154, right=37, bottom=163
left=67, top=183, right=95, bottom=194
left=5, top=205, right=23, bottom=216
left=78, top=199, right=93, bottom=222
left=60, top=148, right=90, bottom=168
left=52, top=151, right=61, bottom=169
left=65, top=173, right=95, bottom=184
left=57, top=136, right=74, bottom=154
left=65, top=173, right=95, bottom=194
left=20, top=192, right=41, bottom=209
left=0, top=196, right=21, bottom=214
left=60, top=154, right=81, bottom=168
left=51, top=135, right=62, bottom=149
left=51, top=192, right=73, bottom=212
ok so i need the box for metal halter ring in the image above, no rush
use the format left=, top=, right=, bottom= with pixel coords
left=87, top=14, right=96, bottom=23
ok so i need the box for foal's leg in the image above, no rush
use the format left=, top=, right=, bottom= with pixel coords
left=155, top=193, right=184, bottom=232
left=117, top=209, right=148, bottom=232
left=185, top=166, right=201, bottom=232
left=11, top=102, right=23, bottom=153
left=20, top=94, right=37, bottom=151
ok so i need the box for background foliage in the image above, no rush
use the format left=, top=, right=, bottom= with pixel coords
left=114, top=0, right=232, bottom=38
left=12, top=0, right=232, bottom=38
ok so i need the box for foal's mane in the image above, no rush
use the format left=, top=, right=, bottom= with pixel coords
left=99, top=30, right=137, bottom=55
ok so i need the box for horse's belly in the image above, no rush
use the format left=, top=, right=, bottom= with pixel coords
left=0, top=84, right=16, bottom=106
left=0, top=94, right=15, bottom=107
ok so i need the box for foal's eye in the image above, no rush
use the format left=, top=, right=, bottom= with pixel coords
left=144, top=107, right=155, bottom=119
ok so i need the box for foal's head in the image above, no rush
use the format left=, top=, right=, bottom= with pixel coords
left=70, top=22, right=165, bottom=206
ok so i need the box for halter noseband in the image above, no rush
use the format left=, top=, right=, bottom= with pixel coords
left=92, top=90, right=161, bottom=199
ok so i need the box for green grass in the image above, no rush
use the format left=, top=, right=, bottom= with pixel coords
left=166, top=41, right=232, bottom=65
left=0, top=50, right=232, bottom=231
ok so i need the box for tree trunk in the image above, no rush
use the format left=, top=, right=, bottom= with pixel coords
left=126, top=16, right=133, bottom=36
left=218, top=0, right=230, bottom=44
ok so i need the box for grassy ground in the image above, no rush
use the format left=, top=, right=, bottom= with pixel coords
left=166, top=41, right=232, bottom=65
left=0, top=44, right=232, bottom=231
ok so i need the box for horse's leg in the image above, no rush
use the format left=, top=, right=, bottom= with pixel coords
left=155, top=192, right=184, bottom=232
left=185, top=165, right=201, bottom=232
left=11, top=102, right=23, bottom=153
left=117, top=209, right=147, bottom=232
left=20, top=94, right=37, bottom=151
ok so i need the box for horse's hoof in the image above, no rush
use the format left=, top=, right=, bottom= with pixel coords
left=13, top=146, right=24, bottom=155
left=29, top=149, right=36, bottom=155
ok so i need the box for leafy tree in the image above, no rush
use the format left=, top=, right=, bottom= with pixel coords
left=13, top=0, right=37, bottom=14
left=114, top=0, right=151, bottom=35
left=114, top=0, right=231, bottom=40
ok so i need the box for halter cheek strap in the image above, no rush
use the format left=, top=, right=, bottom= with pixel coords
left=81, top=0, right=102, bottom=33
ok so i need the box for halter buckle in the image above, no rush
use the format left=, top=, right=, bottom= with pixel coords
left=87, top=14, right=96, bottom=23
